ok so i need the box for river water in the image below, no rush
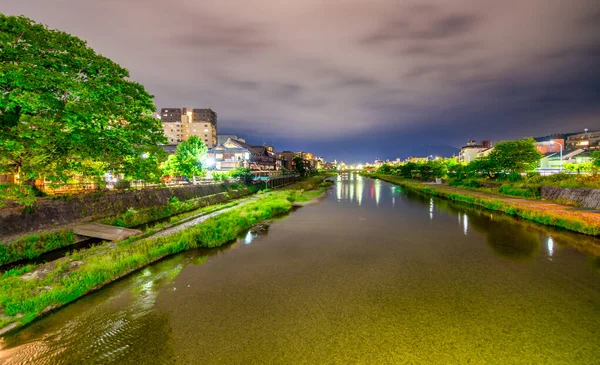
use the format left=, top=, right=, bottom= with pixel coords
left=1, top=173, right=599, bottom=364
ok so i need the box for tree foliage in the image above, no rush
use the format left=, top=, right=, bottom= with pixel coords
left=0, top=15, right=165, bottom=184
left=293, top=156, right=306, bottom=175
left=161, top=136, right=208, bottom=178
left=487, top=138, right=542, bottom=174
left=229, top=167, right=254, bottom=185
left=591, top=151, right=600, bottom=170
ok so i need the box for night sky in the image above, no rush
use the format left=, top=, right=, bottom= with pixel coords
left=3, top=1, right=600, bottom=162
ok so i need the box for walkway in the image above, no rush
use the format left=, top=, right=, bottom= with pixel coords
left=72, top=223, right=142, bottom=241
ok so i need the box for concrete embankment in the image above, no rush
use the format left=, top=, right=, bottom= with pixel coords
left=367, top=174, right=600, bottom=236
left=540, top=186, right=600, bottom=210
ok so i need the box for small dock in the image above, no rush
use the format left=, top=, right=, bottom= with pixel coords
left=73, top=223, right=141, bottom=241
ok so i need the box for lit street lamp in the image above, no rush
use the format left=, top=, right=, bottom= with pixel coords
left=551, top=141, right=563, bottom=170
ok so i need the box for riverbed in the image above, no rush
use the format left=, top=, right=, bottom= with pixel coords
left=1, top=173, right=599, bottom=364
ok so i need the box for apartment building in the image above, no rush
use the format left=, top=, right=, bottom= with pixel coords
left=160, top=108, right=218, bottom=148
left=566, top=129, right=600, bottom=151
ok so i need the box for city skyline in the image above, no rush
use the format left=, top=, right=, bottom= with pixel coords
left=3, top=0, right=600, bottom=161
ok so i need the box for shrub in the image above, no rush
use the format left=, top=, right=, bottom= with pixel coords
left=507, top=172, right=523, bottom=182
left=499, top=184, right=540, bottom=198
left=0, top=230, right=77, bottom=266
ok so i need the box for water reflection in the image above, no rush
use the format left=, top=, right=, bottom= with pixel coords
left=243, top=231, right=255, bottom=245
left=357, top=177, right=363, bottom=206
left=547, top=237, right=554, bottom=257
left=399, top=187, right=600, bottom=262
left=429, top=198, right=434, bottom=220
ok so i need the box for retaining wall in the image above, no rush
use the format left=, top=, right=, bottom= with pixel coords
left=540, top=187, right=600, bottom=209
left=0, top=184, right=240, bottom=237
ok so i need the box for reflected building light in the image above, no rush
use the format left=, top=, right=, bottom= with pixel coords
left=429, top=198, right=434, bottom=220
left=463, top=213, right=468, bottom=235
left=349, top=181, right=355, bottom=203
left=337, top=181, right=342, bottom=200
left=547, top=237, right=554, bottom=257
left=244, top=231, right=254, bottom=245
left=357, top=178, right=363, bottom=206
left=392, top=196, right=395, bottom=208
left=374, top=180, right=381, bottom=206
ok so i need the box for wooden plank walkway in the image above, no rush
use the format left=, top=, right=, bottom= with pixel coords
left=73, top=223, right=141, bottom=241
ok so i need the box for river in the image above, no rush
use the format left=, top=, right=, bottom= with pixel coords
left=1, top=173, right=599, bottom=364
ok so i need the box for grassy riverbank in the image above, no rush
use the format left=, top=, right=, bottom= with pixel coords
left=0, top=178, right=331, bottom=334
left=365, top=174, right=600, bottom=236
left=0, top=187, right=254, bottom=267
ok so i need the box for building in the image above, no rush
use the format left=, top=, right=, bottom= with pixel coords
left=566, top=129, right=600, bottom=151
left=217, top=135, right=245, bottom=145
left=458, top=140, right=491, bottom=163
left=538, top=149, right=589, bottom=170
left=477, top=147, right=494, bottom=159
left=160, top=108, right=218, bottom=148
left=534, top=134, right=566, bottom=154
left=208, top=138, right=281, bottom=171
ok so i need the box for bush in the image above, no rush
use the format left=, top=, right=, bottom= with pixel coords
left=0, top=230, right=77, bottom=266
left=448, top=178, right=482, bottom=188
left=507, top=172, right=523, bottom=182
left=499, top=184, right=540, bottom=198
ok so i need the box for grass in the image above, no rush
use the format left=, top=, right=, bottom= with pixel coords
left=0, top=230, right=77, bottom=266
left=0, top=177, right=332, bottom=332
left=368, top=174, right=600, bottom=236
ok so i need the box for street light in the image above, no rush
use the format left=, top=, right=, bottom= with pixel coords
left=551, top=141, right=563, bottom=170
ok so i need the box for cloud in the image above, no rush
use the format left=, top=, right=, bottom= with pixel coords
left=2, top=0, right=600, bottom=160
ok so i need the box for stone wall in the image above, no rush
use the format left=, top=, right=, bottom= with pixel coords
left=540, top=187, right=600, bottom=209
left=0, top=184, right=246, bottom=237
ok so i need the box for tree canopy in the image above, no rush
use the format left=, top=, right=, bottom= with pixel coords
left=292, top=156, right=306, bottom=175
left=0, top=15, right=165, bottom=184
left=591, top=150, right=600, bottom=170
left=487, top=138, right=541, bottom=174
left=161, top=136, right=207, bottom=178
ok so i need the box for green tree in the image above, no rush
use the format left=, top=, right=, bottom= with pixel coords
left=467, top=156, right=496, bottom=178
left=164, top=136, right=208, bottom=178
left=0, top=15, right=165, bottom=185
left=377, top=163, right=391, bottom=174
left=591, top=151, right=600, bottom=173
left=399, top=162, right=417, bottom=178
left=293, top=156, right=306, bottom=175
left=488, top=138, right=541, bottom=175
